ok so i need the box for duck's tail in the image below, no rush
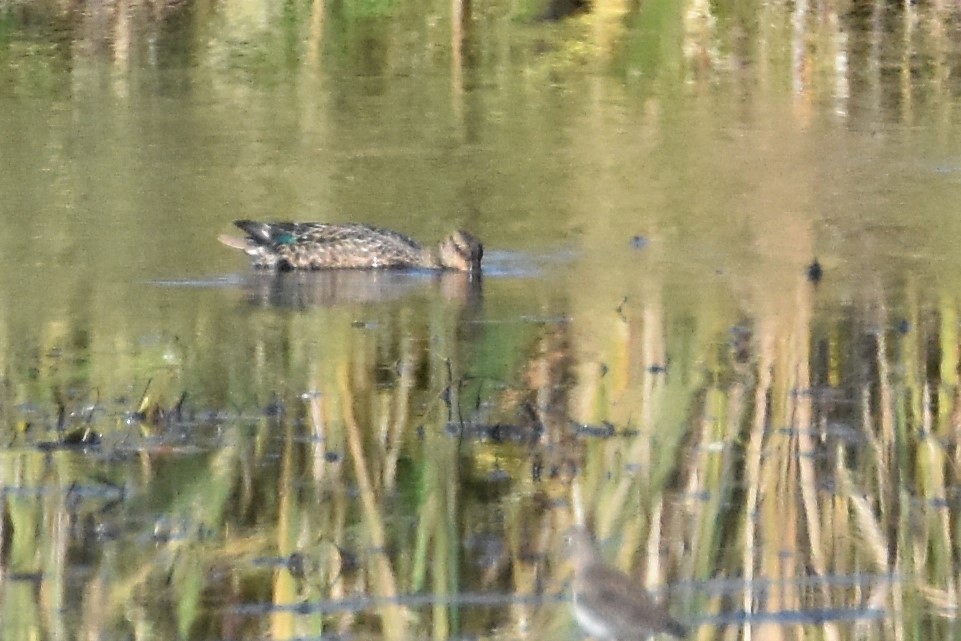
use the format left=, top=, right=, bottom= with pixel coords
left=219, top=220, right=279, bottom=251
left=218, top=234, right=248, bottom=250
left=233, top=219, right=276, bottom=245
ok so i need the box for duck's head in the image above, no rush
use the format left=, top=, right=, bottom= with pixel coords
left=437, top=230, right=483, bottom=272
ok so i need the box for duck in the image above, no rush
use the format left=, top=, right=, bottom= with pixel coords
left=219, top=220, right=483, bottom=272
left=566, top=527, right=687, bottom=640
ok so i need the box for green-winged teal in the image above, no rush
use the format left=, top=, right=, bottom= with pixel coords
left=566, top=527, right=687, bottom=640
left=219, top=220, right=483, bottom=272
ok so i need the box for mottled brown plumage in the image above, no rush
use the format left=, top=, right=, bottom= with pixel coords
left=567, top=527, right=687, bottom=640
left=219, top=220, right=483, bottom=272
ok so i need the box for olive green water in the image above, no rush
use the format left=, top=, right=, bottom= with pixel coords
left=3, top=1, right=961, bottom=640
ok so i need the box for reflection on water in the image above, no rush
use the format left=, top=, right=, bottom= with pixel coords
left=2, top=0, right=961, bottom=640
left=240, top=270, right=483, bottom=309
left=0, top=271, right=944, bottom=640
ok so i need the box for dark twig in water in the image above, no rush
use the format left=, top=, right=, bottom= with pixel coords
left=172, top=391, right=187, bottom=423
left=53, top=387, right=66, bottom=434
left=441, top=371, right=453, bottom=423
left=136, top=379, right=153, bottom=412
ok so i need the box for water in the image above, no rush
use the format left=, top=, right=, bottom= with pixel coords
left=1, top=1, right=961, bottom=639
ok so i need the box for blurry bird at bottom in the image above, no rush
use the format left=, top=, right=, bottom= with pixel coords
left=565, top=527, right=687, bottom=640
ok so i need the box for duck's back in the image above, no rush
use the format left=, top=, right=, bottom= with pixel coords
left=233, top=221, right=429, bottom=270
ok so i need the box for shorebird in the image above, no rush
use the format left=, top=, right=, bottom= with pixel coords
left=566, top=527, right=687, bottom=640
